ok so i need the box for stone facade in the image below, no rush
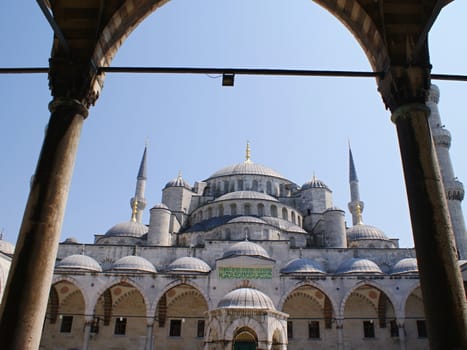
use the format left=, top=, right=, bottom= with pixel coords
left=0, top=87, right=466, bottom=350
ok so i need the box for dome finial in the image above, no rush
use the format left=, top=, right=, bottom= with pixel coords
left=131, top=199, right=138, bottom=222
left=245, top=141, right=252, bottom=163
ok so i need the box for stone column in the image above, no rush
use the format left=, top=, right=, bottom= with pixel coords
left=391, top=103, right=467, bottom=349
left=396, top=318, right=406, bottom=350
left=0, top=98, right=87, bottom=350
left=336, top=318, right=344, bottom=350
left=146, top=322, right=154, bottom=350
left=82, top=317, right=93, bottom=350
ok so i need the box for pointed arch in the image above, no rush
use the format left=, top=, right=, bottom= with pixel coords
left=278, top=281, right=337, bottom=317
left=338, top=280, right=397, bottom=317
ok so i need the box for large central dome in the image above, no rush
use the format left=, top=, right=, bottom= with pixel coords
left=206, top=161, right=286, bottom=180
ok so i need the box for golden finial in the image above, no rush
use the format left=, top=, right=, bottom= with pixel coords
left=245, top=141, right=252, bottom=163
left=355, top=202, right=363, bottom=225
left=131, top=199, right=138, bottom=222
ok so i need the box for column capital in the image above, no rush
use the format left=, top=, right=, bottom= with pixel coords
left=378, top=65, right=431, bottom=112
left=48, top=57, right=103, bottom=108
left=48, top=97, right=89, bottom=119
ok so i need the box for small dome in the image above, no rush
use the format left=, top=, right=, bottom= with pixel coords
left=215, top=191, right=278, bottom=202
left=151, top=203, right=169, bottom=210
left=164, top=174, right=191, bottom=190
left=0, top=238, right=15, bottom=255
left=218, top=288, right=275, bottom=309
left=111, top=255, right=156, bottom=273
left=347, top=224, right=388, bottom=241
left=56, top=254, right=102, bottom=272
left=392, top=258, right=418, bottom=275
left=227, top=216, right=267, bottom=225
left=105, top=221, right=148, bottom=238
left=301, top=176, right=330, bottom=191
left=207, top=161, right=286, bottom=180
left=222, top=241, right=270, bottom=259
left=62, top=237, right=79, bottom=244
left=336, top=258, right=382, bottom=275
left=281, top=258, right=326, bottom=274
left=167, top=256, right=211, bottom=273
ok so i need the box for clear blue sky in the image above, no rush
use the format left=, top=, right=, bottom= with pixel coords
left=1, top=0, right=467, bottom=248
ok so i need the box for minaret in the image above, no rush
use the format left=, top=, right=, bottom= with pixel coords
left=130, top=145, right=148, bottom=223
left=348, top=144, right=364, bottom=226
left=427, top=85, right=467, bottom=259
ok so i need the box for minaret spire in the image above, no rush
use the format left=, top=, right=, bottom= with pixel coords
left=348, top=143, right=364, bottom=226
left=130, top=145, right=148, bottom=223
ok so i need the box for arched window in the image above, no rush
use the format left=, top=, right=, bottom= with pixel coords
left=224, top=181, right=229, bottom=194
left=271, top=205, right=278, bottom=217
left=218, top=205, right=224, bottom=216
left=252, top=180, right=259, bottom=191
left=237, top=179, right=244, bottom=191
left=282, top=208, right=288, bottom=220
left=207, top=207, right=213, bottom=219
left=257, top=203, right=265, bottom=216
left=266, top=181, right=272, bottom=194
left=291, top=212, right=296, bottom=224
left=230, top=203, right=237, bottom=216
left=244, top=203, right=251, bottom=215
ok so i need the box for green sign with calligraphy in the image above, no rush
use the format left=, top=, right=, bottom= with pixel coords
left=219, top=267, right=272, bottom=279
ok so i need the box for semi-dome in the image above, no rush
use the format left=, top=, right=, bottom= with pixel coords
left=218, top=288, right=275, bottom=309
left=222, top=241, right=270, bottom=260
left=281, top=258, right=326, bottom=274
left=392, top=258, right=418, bottom=275
left=227, top=216, right=267, bottom=225
left=164, top=174, right=192, bottom=190
left=215, top=191, right=278, bottom=202
left=335, top=258, right=382, bottom=275
left=261, top=217, right=306, bottom=233
left=104, top=221, right=148, bottom=238
left=111, top=255, right=156, bottom=273
left=301, top=176, right=330, bottom=191
left=207, top=161, right=286, bottom=180
left=166, top=256, right=211, bottom=273
left=56, top=254, right=102, bottom=272
left=347, top=224, right=388, bottom=241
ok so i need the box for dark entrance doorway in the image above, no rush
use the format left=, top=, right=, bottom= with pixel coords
left=233, top=328, right=257, bottom=350
left=233, top=341, right=256, bottom=350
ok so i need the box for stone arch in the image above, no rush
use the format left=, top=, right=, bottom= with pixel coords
left=92, top=277, right=150, bottom=316
left=312, top=0, right=388, bottom=70
left=233, top=326, right=258, bottom=348
left=278, top=281, right=338, bottom=317
left=341, top=281, right=398, bottom=344
left=151, top=279, right=211, bottom=317
left=338, top=280, right=397, bottom=317
left=153, top=282, right=209, bottom=349
left=225, top=318, right=267, bottom=343
left=398, top=281, right=422, bottom=317
left=51, top=275, right=91, bottom=314
left=40, top=279, right=87, bottom=349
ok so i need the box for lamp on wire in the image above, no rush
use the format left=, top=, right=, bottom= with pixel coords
left=222, top=73, right=235, bottom=87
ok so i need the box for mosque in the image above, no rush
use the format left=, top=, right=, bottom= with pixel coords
left=1, top=85, right=466, bottom=350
